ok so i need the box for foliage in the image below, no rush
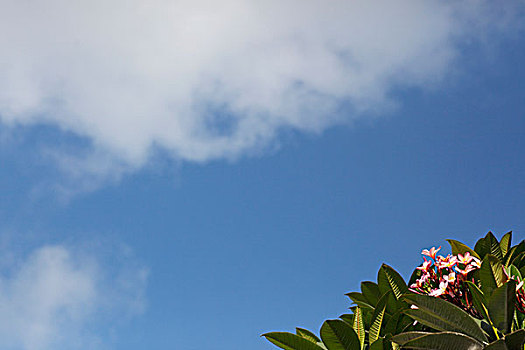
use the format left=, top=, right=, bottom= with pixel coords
left=262, top=231, right=525, bottom=349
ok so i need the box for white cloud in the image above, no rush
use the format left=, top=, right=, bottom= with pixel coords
left=0, top=1, right=522, bottom=179
left=0, top=244, right=148, bottom=350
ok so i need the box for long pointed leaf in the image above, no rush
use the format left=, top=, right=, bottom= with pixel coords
left=500, top=232, right=512, bottom=258
left=384, top=290, right=403, bottom=316
left=395, top=314, right=414, bottom=334
left=391, top=331, right=432, bottom=345
left=320, top=320, right=360, bottom=350
left=352, top=307, right=365, bottom=350
left=353, top=301, right=375, bottom=311
left=402, top=293, right=488, bottom=343
left=504, top=329, right=525, bottom=350
left=361, top=308, right=374, bottom=330
left=361, top=281, right=381, bottom=307
left=447, top=239, right=480, bottom=259
left=506, top=265, right=522, bottom=281
left=346, top=292, right=371, bottom=306
left=263, top=332, right=325, bottom=350
left=466, top=281, right=492, bottom=324
left=369, top=338, right=387, bottom=350
left=505, top=241, right=525, bottom=267
left=483, top=339, right=507, bottom=350
left=383, top=312, right=398, bottom=337
left=487, top=232, right=504, bottom=261
left=369, top=292, right=388, bottom=344
left=339, top=314, right=354, bottom=326
left=513, top=252, right=525, bottom=269
left=377, top=264, right=408, bottom=300
left=476, top=235, right=491, bottom=258
left=488, top=281, right=516, bottom=334
left=297, top=328, right=321, bottom=343
left=480, top=255, right=504, bottom=295
left=394, top=331, right=483, bottom=350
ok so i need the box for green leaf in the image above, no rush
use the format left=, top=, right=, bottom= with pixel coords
left=384, top=290, right=404, bottom=316
left=377, top=264, right=408, bottom=300
left=361, top=307, right=374, bottom=330
left=487, top=281, right=516, bottom=334
left=352, top=307, right=365, bottom=350
left=505, top=246, right=518, bottom=267
left=395, top=314, right=414, bottom=334
left=475, top=235, right=491, bottom=259
left=320, top=320, right=360, bottom=350
left=393, top=313, right=414, bottom=334
left=486, top=330, right=525, bottom=350
left=383, top=311, right=412, bottom=336
left=393, top=331, right=483, bottom=350
left=491, top=256, right=506, bottom=287
left=520, top=267, right=525, bottom=282
left=345, top=293, right=374, bottom=311
left=484, top=339, right=508, bottom=350
left=507, top=265, right=522, bottom=281
left=353, top=301, right=375, bottom=311
left=339, top=314, right=354, bottom=326
left=296, top=328, right=321, bottom=343
left=391, top=332, right=434, bottom=345
left=263, top=332, right=325, bottom=350
left=505, top=241, right=525, bottom=267
left=504, top=329, right=525, bottom=350
left=384, top=310, right=402, bottom=336
left=368, top=340, right=382, bottom=350
left=446, top=239, right=481, bottom=259
left=480, top=255, right=505, bottom=295
left=516, top=310, right=525, bottom=330
left=500, top=232, right=513, bottom=258
left=465, top=281, right=492, bottom=324
left=369, top=338, right=388, bottom=350
left=479, top=258, right=497, bottom=296
left=487, top=232, right=504, bottom=261
left=402, top=293, right=488, bottom=343
left=476, top=232, right=504, bottom=260
left=369, top=292, right=389, bottom=344
left=345, top=292, right=371, bottom=306
left=513, top=252, right=525, bottom=270
left=361, top=282, right=381, bottom=307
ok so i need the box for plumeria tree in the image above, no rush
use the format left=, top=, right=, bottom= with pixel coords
left=263, top=232, right=525, bottom=350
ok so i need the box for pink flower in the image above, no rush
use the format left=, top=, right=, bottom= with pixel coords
left=443, top=272, right=456, bottom=284
left=422, top=246, right=441, bottom=260
left=470, top=257, right=481, bottom=268
left=435, top=255, right=457, bottom=269
left=517, top=281, right=524, bottom=291
left=416, top=259, right=432, bottom=272
left=412, top=273, right=430, bottom=289
left=455, top=264, right=477, bottom=276
left=429, top=281, right=448, bottom=297
left=457, top=252, right=473, bottom=264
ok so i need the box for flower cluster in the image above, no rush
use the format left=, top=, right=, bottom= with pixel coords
left=410, top=247, right=482, bottom=317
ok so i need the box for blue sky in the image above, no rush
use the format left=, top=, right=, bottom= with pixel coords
left=0, top=1, right=524, bottom=350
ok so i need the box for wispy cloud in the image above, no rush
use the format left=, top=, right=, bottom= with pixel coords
left=0, top=243, right=148, bottom=350
left=0, top=1, right=522, bottom=184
